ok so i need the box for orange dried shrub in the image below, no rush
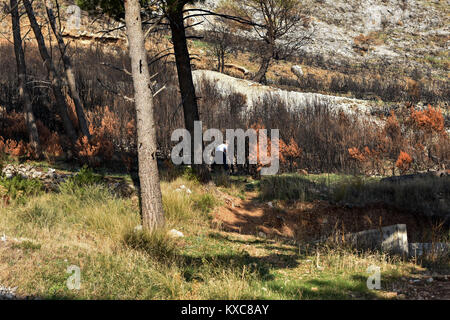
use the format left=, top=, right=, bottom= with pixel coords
left=45, top=132, right=64, bottom=158
left=348, top=146, right=385, bottom=175
left=248, top=122, right=283, bottom=175
left=36, top=121, right=64, bottom=160
left=348, top=147, right=366, bottom=162
left=248, top=124, right=302, bottom=173
left=77, top=106, right=118, bottom=165
left=280, top=137, right=302, bottom=170
left=126, top=119, right=136, bottom=138
left=76, top=135, right=114, bottom=167
left=7, top=140, right=26, bottom=157
left=0, top=137, right=32, bottom=158
left=396, top=151, right=412, bottom=174
left=405, top=105, right=448, bottom=169
left=409, top=105, right=444, bottom=133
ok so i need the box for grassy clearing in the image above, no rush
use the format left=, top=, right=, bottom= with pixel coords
left=0, top=169, right=445, bottom=299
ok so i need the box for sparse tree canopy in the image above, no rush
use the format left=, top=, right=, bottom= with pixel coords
left=223, top=0, right=312, bottom=83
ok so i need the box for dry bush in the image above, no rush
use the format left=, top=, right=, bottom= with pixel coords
left=349, top=106, right=449, bottom=175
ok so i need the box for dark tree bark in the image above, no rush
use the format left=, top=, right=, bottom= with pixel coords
left=23, top=0, right=78, bottom=144
left=10, top=0, right=40, bottom=156
left=167, top=5, right=200, bottom=144
left=167, top=4, right=211, bottom=181
left=44, top=0, right=91, bottom=140
left=124, top=0, right=165, bottom=231
left=253, top=49, right=272, bottom=84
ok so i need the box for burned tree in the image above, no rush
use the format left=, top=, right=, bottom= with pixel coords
left=225, top=0, right=312, bottom=83
left=9, top=0, right=40, bottom=156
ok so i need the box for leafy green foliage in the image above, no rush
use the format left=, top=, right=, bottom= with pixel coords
left=58, top=166, right=103, bottom=195
left=0, top=175, right=43, bottom=202
left=192, top=193, right=217, bottom=215
left=181, top=166, right=200, bottom=183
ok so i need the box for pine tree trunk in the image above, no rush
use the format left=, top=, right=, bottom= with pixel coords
left=45, top=0, right=91, bottom=140
left=10, top=0, right=40, bottom=157
left=167, top=6, right=200, bottom=144
left=23, top=0, right=78, bottom=144
left=124, top=0, right=165, bottom=232
left=167, top=6, right=211, bottom=181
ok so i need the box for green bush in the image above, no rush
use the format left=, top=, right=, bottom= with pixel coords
left=193, top=194, right=217, bottom=215
left=59, top=165, right=103, bottom=195
left=181, top=166, right=200, bottom=183
left=0, top=175, right=43, bottom=202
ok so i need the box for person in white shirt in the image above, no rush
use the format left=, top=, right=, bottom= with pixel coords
left=215, top=143, right=229, bottom=172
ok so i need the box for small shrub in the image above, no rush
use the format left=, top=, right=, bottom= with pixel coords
left=396, top=151, right=413, bottom=174
left=193, top=194, right=217, bottom=215
left=0, top=175, right=43, bottom=202
left=59, top=165, right=103, bottom=194
left=181, top=166, right=200, bottom=183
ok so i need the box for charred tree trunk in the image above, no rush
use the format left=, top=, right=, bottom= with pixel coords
left=167, top=5, right=210, bottom=181
left=124, top=0, right=165, bottom=232
left=253, top=44, right=273, bottom=84
left=23, top=0, right=78, bottom=144
left=45, top=0, right=91, bottom=140
left=10, top=0, right=40, bottom=157
left=167, top=6, right=200, bottom=143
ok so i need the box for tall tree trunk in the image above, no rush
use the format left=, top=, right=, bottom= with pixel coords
left=23, top=0, right=78, bottom=144
left=124, top=0, right=165, bottom=232
left=10, top=0, right=41, bottom=157
left=167, top=6, right=211, bottom=181
left=167, top=6, right=200, bottom=143
left=44, top=0, right=91, bottom=140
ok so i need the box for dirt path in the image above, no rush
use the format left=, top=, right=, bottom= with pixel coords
left=212, top=192, right=434, bottom=242
left=212, top=192, right=450, bottom=300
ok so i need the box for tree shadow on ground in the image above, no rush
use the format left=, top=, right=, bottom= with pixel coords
left=208, top=231, right=299, bottom=254
left=176, top=250, right=300, bottom=282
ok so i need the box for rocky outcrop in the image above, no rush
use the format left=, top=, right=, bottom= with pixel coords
left=189, top=0, right=449, bottom=79
left=193, top=69, right=375, bottom=116
left=1, top=164, right=72, bottom=190
left=1, top=164, right=137, bottom=197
